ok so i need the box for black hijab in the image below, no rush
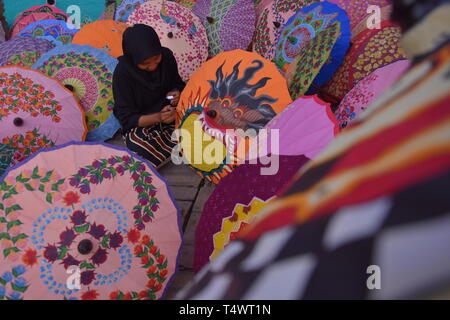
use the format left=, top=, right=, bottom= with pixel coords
left=113, top=24, right=185, bottom=132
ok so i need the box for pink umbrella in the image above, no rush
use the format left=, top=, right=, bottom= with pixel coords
left=336, top=60, right=410, bottom=129
left=9, top=5, right=68, bottom=40
left=127, top=0, right=208, bottom=81
left=253, top=95, right=339, bottom=160
left=0, top=66, right=87, bottom=166
left=253, top=0, right=320, bottom=60
left=0, top=142, right=181, bottom=300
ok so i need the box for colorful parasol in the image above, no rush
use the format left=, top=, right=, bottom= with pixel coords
left=175, top=49, right=292, bottom=184
left=284, top=21, right=340, bottom=99
left=17, top=19, right=79, bottom=46
left=194, top=155, right=308, bottom=272
left=174, top=0, right=197, bottom=10
left=115, top=0, right=146, bottom=22
left=100, top=1, right=118, bottom=20
left=72, top=20, right=129, bottom=58
left=322, top=21, right=407, bottom=101
left=0, top=144, right=15, bottom=177
left=273, top=1, right=351, bottom=76
left=127, top=0, right=208, bottom=82
left=253, top=0, right=320, bottom=60
left=32, top=44, right=121, bottom=142
left=0, top=66, right=87, bottom=166
left=335, top=60, right=410, bottom=129
left=192, top=0, right=256, bottom=57
left=0, top=142, right=181, bottom=300
left=0, top=36, right=55, bottom=68
left=329, top=0, right=391, bottom=32
left=9, top=5, right=68, bottom=39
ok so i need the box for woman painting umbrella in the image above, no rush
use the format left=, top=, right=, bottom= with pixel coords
left=113, top=24, right=185, bottom=169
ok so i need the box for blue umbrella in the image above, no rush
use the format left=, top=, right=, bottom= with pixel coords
left=32, top=44, right=120, bottom=141
left=17, top=19, right=79, bottom=45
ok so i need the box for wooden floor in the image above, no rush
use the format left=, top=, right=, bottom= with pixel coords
left=106, top=133, right=216, bottom=300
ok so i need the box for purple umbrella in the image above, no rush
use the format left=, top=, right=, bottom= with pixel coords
left=193, top=0, right=256, bottom=56
left=193, top=155, right=309, bottom=272
left=0, top=36, right=55, bottom=67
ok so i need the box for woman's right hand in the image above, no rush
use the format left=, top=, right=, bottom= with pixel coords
left=160, top=105, right=176, bottom=124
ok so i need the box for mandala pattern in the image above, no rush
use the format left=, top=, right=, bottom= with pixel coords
left=0, top=72, right=62, bottom=122
left=322, top=23, right=407, bottom=100
left=34, top=48, right=116, bottom=131
left=286, top=21, right=340, bottom=100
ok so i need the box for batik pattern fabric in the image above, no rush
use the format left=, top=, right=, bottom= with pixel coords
left=0, top=36, right=55, bottom=68
left=124, top=123, right=177, bottom=169
left=0, top=142, right=181, bottom=300
left=17, top=19, right=79, bottom=46
left=322, top=21, right=407, bottom=101
left=176, top=15, right=450, bottom=299
left=32, top=44, right=120, bottom=141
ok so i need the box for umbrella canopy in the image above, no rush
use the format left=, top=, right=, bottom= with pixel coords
left=175, top=0, right=197, bottom=10
left=32, top=44, right=120, bottom=142
left=253, top=0, right=320, bottom=60
left=115, top=0, right=146, bottom=22
left=0, top=142, right=181, bottom=300
left=100, top=2, right=117, bottom=20
left=285, top=21, right=340, bottom=99
left=72, top=20, right=129, bottom=58
left=322, top=21, right=407, bottom=101
left=9, top=5, right=68, bottom=39
left=0, top=66, right=87, bottom=165
left=336, top=60, right=410, bottom=129
left=0, top=144, right=15, bottom=177
left=329, top=0, right=391, bottom=32
left=175, top=49, right=292, bottom=184
left=17, top=19, right=79, bottom=46
left=273, top=1, right=350, bottom=75
left=194, top=155, right=308, bottom=272
left=192, top=0, right=256, bottom=57
left=127, top=0, right=208, bottom=82
left=0, top=36, right=55, bottom=68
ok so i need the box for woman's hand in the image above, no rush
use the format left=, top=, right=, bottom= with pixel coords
left=160, top=105, right=176, bottom=124
left=167, top=90, right=181, bottom=107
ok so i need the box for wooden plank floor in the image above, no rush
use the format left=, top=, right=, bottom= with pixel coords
left=106, top=133, right=216, bottom=300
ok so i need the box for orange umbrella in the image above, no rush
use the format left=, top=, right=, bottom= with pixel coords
left=175, top=49, right=292, bottom=184
left=72, top=20, right=129, bottom=58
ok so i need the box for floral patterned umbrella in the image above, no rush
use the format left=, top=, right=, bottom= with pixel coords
left=32, top=44, right=121, bottom=142
left=9, top=5, right=68, bottom=39
left=0, top=66, right=87, bottom=166
left=17, top=19, right=79, bottom=46
left=0, top=142, right=181, bottom=300
left=115, top=0, right=146, bottom=22
left=335, top=60, right=410, bottom=129
left=72, top=20, right=129, bottom=58
left=194, top=154, right=308, bottom=272
left=128, top=0, right=208, bottom=82
left=174, top=0, right=197, bottom=10
left=192, top=0, right=256, bottom=57
left=175, top=49, right=292, bottom=184
left=0, top=36, right=55, bottom=68
left=285, top=21, right=340, bottom=99
left=253, top=0, right=320, bottom=60
left=322, top=21, right=407, bottom=101
left=273, top=1, right=350, bottom=76
left=0, top=144, right=15, bottom=177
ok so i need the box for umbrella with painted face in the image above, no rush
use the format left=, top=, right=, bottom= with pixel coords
left=32, top=44, right=121, bottom=142
left=0, top=66, right=87, bottom=166
left=17, top=19, right=79, bottom=46
left=192, top=0, right=256, bottom=57
left=335, top=60, right=410, bottom=129
left=127, top=0, right=208, bottom=82
left=72, top=20, right=129, bottom=58
left=322, top=21, right=407, bottom=101
left=0, top=142, right=181, bottom=300
left=9, top=5, right=68, bottom=39
left=0, top=36, right=55, bottom=68
left=175, top=49, right=292, bottom=184
left=272, top=1, right=351, bottom=79
left=253, top=0, right=320, bottom=60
